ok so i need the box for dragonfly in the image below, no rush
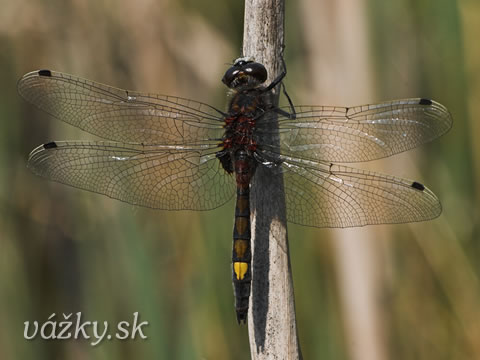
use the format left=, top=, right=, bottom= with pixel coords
left=18, top=59, right=452, bottom=323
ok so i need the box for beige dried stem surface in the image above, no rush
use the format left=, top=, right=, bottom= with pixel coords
left=243, top=0, right=302, bottom=359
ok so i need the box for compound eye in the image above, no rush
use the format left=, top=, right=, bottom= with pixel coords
left=222, top=61, right=268, bottom=88
left=244, top=63, right=267, bottom=84
left=222, top=67, right=239, bottom=87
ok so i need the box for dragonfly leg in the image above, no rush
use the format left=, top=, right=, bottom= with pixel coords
left=216, top=150, right=234, bottom=174
left=273, top=106, right=294, bottom=119
left=264, top=56, right=287, bottom=92
left=263, top=55, right=296, bottom=120
left=280, top=82, right=296, bottom=119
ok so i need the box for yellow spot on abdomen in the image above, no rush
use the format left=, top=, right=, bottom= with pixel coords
left=234, top=262, right=248, bottom=280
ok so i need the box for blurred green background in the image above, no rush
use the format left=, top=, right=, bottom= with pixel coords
left=0, top=0, right=479, bottom=359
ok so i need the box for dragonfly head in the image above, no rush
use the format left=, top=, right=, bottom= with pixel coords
left=222, top=57, right=267, bottom=90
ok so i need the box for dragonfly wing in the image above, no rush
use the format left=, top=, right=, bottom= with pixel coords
left=257, top=98, right=452, bottom=162
left=273, top=154, right=441, bottom=228
left=18, top=70, right=225, bottom=144
left=28, top=141, right=235, bottom=210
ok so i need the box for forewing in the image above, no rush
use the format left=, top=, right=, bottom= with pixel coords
left=277, top=155, right=441, bottom=228
left=28, top=141, right=235, bottom=210
left=18, top=70, right=225, bottom=144
left=257, top=98, right=452, bottom=162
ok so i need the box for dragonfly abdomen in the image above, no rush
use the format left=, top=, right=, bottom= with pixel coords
left=231, top=149, right=256, bottom=324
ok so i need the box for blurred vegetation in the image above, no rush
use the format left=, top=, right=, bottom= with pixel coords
left=0, top=0, right=478, bottom=359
